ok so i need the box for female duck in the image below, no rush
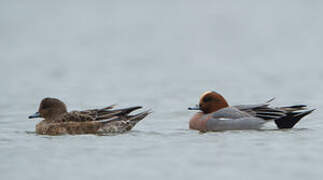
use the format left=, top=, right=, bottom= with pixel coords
left=29, top=98, right=150, bottom=135
left=188, top=91, right=314, bottom=132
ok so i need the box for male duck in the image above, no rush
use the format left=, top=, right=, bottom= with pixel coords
left=29, top=97, right=150, bottom=135
left=188, top=91, right=314, bottom=132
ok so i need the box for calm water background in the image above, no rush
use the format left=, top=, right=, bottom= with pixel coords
left=1, top=0, right=323, bottom=180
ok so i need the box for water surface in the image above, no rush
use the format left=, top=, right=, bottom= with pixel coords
left=1, top=1, right=323, bottom=180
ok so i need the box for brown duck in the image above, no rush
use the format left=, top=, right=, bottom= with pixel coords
left=29, top=98, right=150, bottom=135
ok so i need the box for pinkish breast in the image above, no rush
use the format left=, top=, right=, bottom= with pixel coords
left=189, top=112, right=212, bottom=131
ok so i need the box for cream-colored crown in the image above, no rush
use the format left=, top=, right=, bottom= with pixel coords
left=200, top=91, right=213, bottom=99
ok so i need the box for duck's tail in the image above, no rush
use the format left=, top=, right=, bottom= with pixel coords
left=274, top=109, right=315, bottom=129
left=127, top=110, right=152, bottom=127
left=98, top=109, right=151, bottom=133
left=97, top=106, right=143, bottom=120
left=98, top=109, right=151, bottom=126
left=279, top=105, right=308, bottom=112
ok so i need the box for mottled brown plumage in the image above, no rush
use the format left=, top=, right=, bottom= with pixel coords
left=29, top=98, right=150, bottom=135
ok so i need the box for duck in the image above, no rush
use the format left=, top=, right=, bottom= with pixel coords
left=188, top=91, right=314, bottom=132
left=29, top=97, right=150, bottom=135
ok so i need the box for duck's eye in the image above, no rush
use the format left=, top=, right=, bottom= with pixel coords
left=41, top=105, right=48, bottom=109
left=203, top=96, right=213, bottom=102
left=41, top=103, right=51, bottom=109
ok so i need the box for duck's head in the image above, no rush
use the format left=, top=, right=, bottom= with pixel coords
left=188, top=91, right=229, bottom=114
left=29, top=98, right=67, bottom=120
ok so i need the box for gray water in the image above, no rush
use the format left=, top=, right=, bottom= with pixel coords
left=1, top=0, right=323, bottom=180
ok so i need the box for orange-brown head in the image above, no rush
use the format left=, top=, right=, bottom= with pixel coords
left=29, top=98, right=67, bottom=120
left=188, top=91, right=229, bottom=114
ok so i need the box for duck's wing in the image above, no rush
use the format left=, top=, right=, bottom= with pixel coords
left=80, top=106, right=143, bottom=121
left=206, top=117, right=265, bottom=131
left=80, top=106, right=151, bottom=133
left=205, top=107, right=265, bottom=131
left=211, top=107, right=251, bottom=119
left=59, top=106, right=146, bottom=123
left=234, top=102, right=314, bottom=129
left=234, top=103, right=286, bottom=120
left=60, top=111, right=95, bottom=122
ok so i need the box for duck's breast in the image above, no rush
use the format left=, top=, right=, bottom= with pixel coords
left=189, top=112, right=210, bottom=131
left=36, top=121, right=67, bottom=135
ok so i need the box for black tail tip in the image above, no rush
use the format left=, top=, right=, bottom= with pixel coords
left=275, top=109, right=315, bottom=129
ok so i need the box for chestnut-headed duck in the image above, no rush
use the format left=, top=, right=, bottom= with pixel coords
left=29, top=98, right=150, bottom=135
left=188, top=91, right=314, bottom=132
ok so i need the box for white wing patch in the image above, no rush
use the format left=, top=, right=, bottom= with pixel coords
left=218, top=118, right=232, bottom=121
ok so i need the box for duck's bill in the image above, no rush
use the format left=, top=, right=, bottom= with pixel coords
left=188, top=105, right=200, bottom=111
left=29, top=112, right=41, bottom=119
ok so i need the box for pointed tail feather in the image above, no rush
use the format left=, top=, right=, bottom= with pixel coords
left=266, top=97, right=276, bottom=103
left=275, top=109, right=315, bottom=129
left=98, top=106, right=142, bottom=116
left=128, top=110, right=151, bottom=126
left=279, top=105, right=307, bottom=112
left=94, top=106, right=143, bottom=120
left=99, top=116, right=121, bottom=124
left=110, top=106, right=143, bottom=115
left=95, top=111, right=125, bottom=120
left=98, top=109, right=151, bottom=125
